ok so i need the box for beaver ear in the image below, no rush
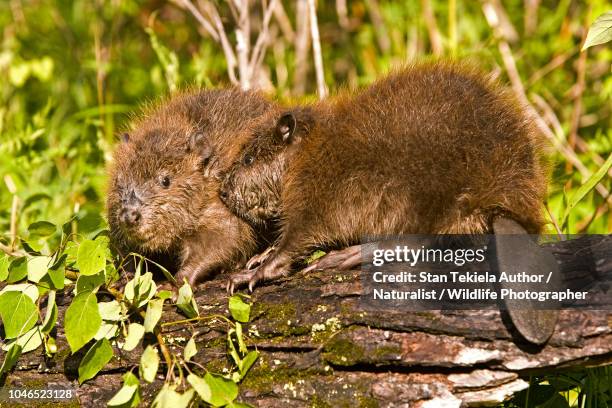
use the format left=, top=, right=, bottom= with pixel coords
left=189, top=132, right=216, bottom=170
left=275, top=113, right=297, bottom=144
left=187, top=132, right=206, bottom=152
left=201, top=142, right=214, bottom=167
left=121, top=132, right=130, bottom=143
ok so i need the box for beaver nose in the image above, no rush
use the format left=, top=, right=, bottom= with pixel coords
left=120, top=208, right=141, bottom=226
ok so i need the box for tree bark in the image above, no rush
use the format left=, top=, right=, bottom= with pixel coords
left=2, top=235, right=611, bottom=407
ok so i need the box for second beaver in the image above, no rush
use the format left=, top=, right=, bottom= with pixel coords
left=107, top=88, right=276, bottom=285
left=220, top=62, right=549, bottom=291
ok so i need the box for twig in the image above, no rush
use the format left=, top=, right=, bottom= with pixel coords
left=576, top=194, right=610, bottom=233
left=524, top=0, right=540, bottom=36
left=227, top=0, right=239, bottom=22
left=482, top=0, right=518, bottom=43
left=364, top=0, right=390, bottom=53
left=272, top=26, right=289, bottom=92
left=93, top=21, right=106, bottom=132
left=545, top=202, right=564, bottom=239
left=182, top=0, right=239, bottom=85
left=236, top=0, right=251, bottom=90
left=566, top=9, right=590, bottom=175
left=4, top=175, right=18, bottom=251
left=493, top=37, right=611, bottom=206
left=273, top=0, right=294, bottom=41
left=0, top=242, right=26, bottom=258
left=177, top=0, right=219, bottom=41
left=528, top=50, right=576, bottom=86
left=532, top=95, right=612, bottom=195
left=204, top=1, right=239, bottom=85
left=156, top=331, right=174, bottom=378
left=336, top=0, right=349, bottom=30
left=307, top=0, right=327, bottom=99
left=108, top=286, right=174, bottom=379
left=248, top=0, right=277, bottom=79
left=293, top=0, right=311, bottom=95
left=532, top=93, right=565, bottom=141
left=420, top=0, right=443, bottom=56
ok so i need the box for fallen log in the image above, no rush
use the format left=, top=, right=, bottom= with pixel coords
left=2, top=235, right=611, bottom=407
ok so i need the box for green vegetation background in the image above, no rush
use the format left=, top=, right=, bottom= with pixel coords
left=1, top=0, right=611, bottom=237
left=0, top=0, right=610, bottom=406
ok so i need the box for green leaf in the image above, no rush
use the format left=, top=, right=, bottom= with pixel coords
left=227, top=329, right=241, bottom=369
left=0, top=283, right=39, bottom=302
left=229, top=295, right=250, bottom=323
left=30, top=56, right=54, bottom=81
left=64, top=241, right=79, bottom=266
left=176, top=281, right=198, bottom=318
left=562, top=153, right=612, bottom=228
left=44, top=255, right=65, bottom=290
left=140, top=345, right=159, bottom=383
left=76, top=271, right=105, bottom=294
left=583, top=11, right=612, bottom=50
left=0, top=291, right=38, bottom=339
left=141, top=257, right=175, bottom=285
left=235, top=323, right=247, bottom=354
left=27, top=221, right=56, bottom=238
left=156, top=290, right=173, bottom=300
left=239, top=351, right=259, bottom=377
left=144, top=298, right=164, bottom=333
left=78, top=338, right=113, bottom=384
left=187, top=373, right=212, bottom=403
left=41, top=291, right=57, bottom=334
left=3, top=326, right=43, bottom=353
left=124, top=272, right=157, bottom=308
left=44, top=336, right=57, bottom=356
left=65, top=290, right=101, bottom=353
left=77, top=238, right=108, bottom=276
left=77, top=212, right=105, bottom=236
left=152, top=383, right=194, bottom=408
left=145, top=26, right=180, bottom=92
left=188, top=372, right=238, bottom=407
left=108, top=384, right=139, bottom=407
left=306, top=250, right=326, bottom=264
left=27, top=256, right=52, bottom=283
left=94, top=323, right=120, bottom=341
left=0, top=254, right=11, bottom=281
left=107, top=372, right=140, bottom=407
left=0, top=343, right=22, bottom=375
left=9, top=62, right=30, bottom=87
left=7, top=257, right=28, bottom=283
left=122, top=323, right=145, bottom=351
left=183, top=337, right=197, bottom=362
left=98, top=300, right=123, bottom=321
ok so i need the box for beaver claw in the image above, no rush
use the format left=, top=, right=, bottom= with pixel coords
left=226, top=269, right=262, bottom=295
left=245, top=246, right=275, bottom=270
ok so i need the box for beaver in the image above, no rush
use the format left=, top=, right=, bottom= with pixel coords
left=220, top=62, right=557, bottom=344
left=107, top=88, right=276, bottom=285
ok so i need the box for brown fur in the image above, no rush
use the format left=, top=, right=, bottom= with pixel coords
left=107, top=88, right=276, bottom=285
left=221, top=61, right=549, bottom=288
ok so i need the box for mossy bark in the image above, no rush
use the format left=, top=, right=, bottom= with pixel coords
left=2, top=236, right=611, bottom=407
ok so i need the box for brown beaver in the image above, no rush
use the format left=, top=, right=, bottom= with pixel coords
left=220, top=62, right=549, bottom=290
left=220, top=62, right=559, bottom=345
left=107, top=88, right=276, bottom=285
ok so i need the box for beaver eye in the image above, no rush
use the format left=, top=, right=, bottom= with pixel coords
left=160, top=176, right=171, bottom=188
left=243, top=154, right=254, bottom=166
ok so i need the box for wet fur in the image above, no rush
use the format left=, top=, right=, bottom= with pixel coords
left=107, top=88, right=276, bottom=284
left=222, top=62, right=549, bottom=287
